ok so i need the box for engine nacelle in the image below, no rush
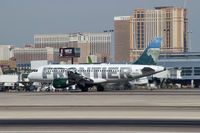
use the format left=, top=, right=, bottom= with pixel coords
left=53, top=78, right=75, bottom=88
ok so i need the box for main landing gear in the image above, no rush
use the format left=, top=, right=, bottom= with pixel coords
left=78, top=85, right=105, bottom=92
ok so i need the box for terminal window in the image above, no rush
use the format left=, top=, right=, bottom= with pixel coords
left=181, top=67, right=192, bottom=76
left=194, top=67, right=200, bottom=76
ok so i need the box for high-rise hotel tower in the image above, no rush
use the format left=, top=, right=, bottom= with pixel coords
left=115, top=6, right=188, bottom=62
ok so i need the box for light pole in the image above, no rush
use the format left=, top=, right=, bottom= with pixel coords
left=163, top=29, right=170, bottom=50
left=103, top=29, right=114, bottom=62
left=188, top=31, right=192, bottom=52
left=163, top=29, right=170, bottom=68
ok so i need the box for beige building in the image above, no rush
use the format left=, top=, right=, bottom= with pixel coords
left=14, top=33, right=111, bottom=64
left=14, top=47, right=48, bottom=64
left=0, top=45, right=14, bottom=60
left=115, top=6, right=188, bottom=62
left=34, top=33, right=111, bottom=63
left=87, top=33, right=111, bottom=61
left=14, top=46, right=90, bottom=64
left=0, top=60, right=16, bottom=69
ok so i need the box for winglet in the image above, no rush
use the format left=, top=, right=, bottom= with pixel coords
left=134, top=37, right=162, bottom=65
left=88, top=56, right=93, bottom=64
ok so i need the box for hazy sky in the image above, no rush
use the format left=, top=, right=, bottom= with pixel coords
left=0, top=0, right=199, bottom=52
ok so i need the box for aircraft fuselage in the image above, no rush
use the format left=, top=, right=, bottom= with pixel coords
left=28, top=64, right=164, bottom=84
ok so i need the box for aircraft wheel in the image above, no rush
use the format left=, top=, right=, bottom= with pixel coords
left=82, top=88, right=88, bottom=92
left=97, top=85, right=104, bottom=92
left=78, top=85, right=88, bottom=92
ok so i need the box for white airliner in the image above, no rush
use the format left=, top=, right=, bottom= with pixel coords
left=28, top=37, right=164, bottom=91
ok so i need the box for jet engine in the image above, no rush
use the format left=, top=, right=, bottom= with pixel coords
left=53, top=78, right=75, bottom=88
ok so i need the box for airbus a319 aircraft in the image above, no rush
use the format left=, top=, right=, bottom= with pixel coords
left=28, top=37, right=164, bottom=91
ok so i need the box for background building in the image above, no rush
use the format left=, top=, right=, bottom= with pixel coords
left=114, top=16, right=130, bottom=63
left=0, top=60, right=16, bottom=69
left=115, top=6, right=188, bottom=62
left=130, top=6, right=188, bottom=62
left=34, top=33, right=111, bottom=63
left=14, top=47, right=49, bottom=64
left=14, top=47, right=73, bottom=64
left=14, top=32, right=111, bottom=65
left=0, top=45, right=15, bottom=73
left=0, top=45, right=14, bottom=60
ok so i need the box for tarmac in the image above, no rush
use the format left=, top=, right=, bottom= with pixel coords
left=1, top=90, right=200, bottom=132
left=0, top=90, right=200, bottom=120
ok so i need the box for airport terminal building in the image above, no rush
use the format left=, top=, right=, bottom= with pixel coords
left=158, top=52, right=200, bottom=87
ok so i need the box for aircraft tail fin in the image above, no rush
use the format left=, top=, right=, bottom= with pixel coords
left=133, top=37, right=162, bottom=65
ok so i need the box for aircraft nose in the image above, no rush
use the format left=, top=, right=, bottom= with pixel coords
left=28, top=72, right=34, bottom=80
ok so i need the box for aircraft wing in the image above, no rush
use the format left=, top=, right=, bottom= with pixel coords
left=129, top=67, right=165, bottom=80
left=67, top=71, right=94, bottom=85
left=117, top=67, right=165, bottom=82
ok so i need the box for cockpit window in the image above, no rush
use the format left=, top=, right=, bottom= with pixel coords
left=32, top=69, right=38, bottom=72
